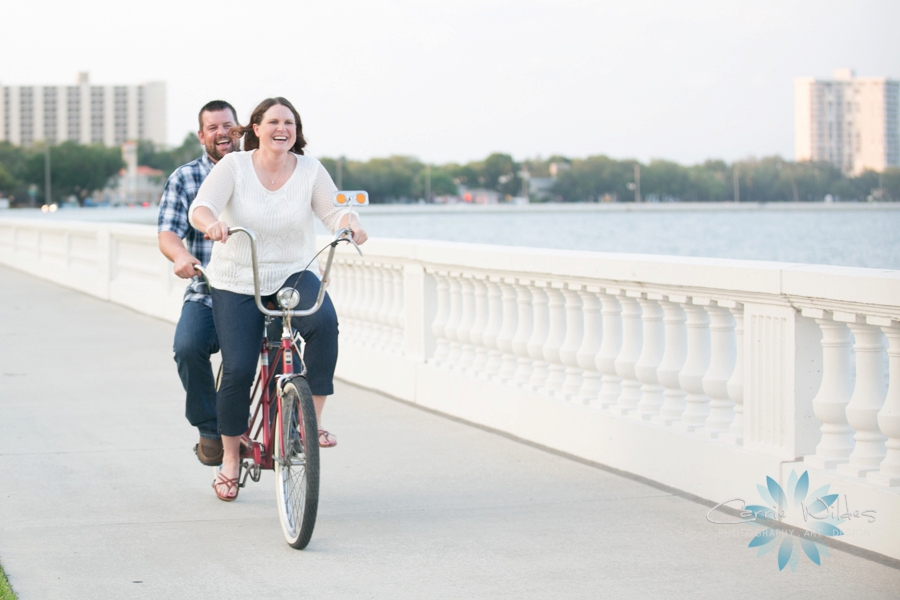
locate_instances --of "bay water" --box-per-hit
[5,203,898,270]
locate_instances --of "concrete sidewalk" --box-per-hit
[1,264,898,599]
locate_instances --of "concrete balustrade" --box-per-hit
[2,216,900,560]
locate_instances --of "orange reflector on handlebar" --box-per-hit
[333,190,369,207]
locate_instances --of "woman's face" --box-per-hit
[253,104,297,152]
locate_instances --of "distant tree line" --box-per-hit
[2,134,898,205]
[0,134,201,206]
[0,141,124,206]
[551,156,900,203]
[136,133,203,178]
[322,153,900,204]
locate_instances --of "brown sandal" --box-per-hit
[213,472,239,502]
[318,429,337,448]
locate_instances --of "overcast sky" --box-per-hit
[3,0,897,165]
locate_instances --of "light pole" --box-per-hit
[733,166,740,203]
[635,164,641,203]
[44,143,51,206]
[518,168,530,202]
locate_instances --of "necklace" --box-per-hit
[257,155,288,185]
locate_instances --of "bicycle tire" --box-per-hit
[274,377,320,549]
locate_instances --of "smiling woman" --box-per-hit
[188,96,368,502]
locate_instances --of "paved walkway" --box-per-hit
[1,264,898,599]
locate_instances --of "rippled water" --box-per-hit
[355,207,900,270]
[5,204,899,270]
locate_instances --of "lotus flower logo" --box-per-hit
[708,470,875,571]
[743,470,845,571]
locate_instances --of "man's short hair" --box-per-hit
[198,100,238,130]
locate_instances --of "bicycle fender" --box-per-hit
[276,372,308,393]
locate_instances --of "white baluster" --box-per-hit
[444,273,464,369]
[480,276,504,381]
[378,265,394,349]
[698,301,737,437]
[802,310,854,469]
[720,302,745,445]
[328,260,344,310]
[633,293,665,420]
[389,266,405,352]
[457,275,478,373]
[360,262,377,346]
[527,281,551,391]
[429,270,451,366]
[837,317,888,477]
[594,289,622,410]
[363,263,381,347]
[575,285,603,406]
[558,283,585,402]
[540,282,568,397]
[611,292,642,416]
[511,278,535,387]
[374,264,392,350]
[493,277,520,384]
[328,260,347,332]
[869,320,900,487]
[469,276,490,377]
[339,261,359,332]
[348,262,364,333]
[651,295,687,426]
[674,300,711,432]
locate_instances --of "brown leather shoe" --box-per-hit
[194,437,223,466]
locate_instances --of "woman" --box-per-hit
[189,97,367,501]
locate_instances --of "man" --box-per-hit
[158,100,239,466]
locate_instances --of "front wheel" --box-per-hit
[274,377,320,549]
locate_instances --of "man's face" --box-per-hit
[198,109,238,163]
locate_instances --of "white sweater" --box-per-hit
[188,150,348,296]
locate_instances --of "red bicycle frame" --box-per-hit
[239,328,298,473]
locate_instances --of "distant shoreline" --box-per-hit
[0,201,898,224]
[361,201,900,215]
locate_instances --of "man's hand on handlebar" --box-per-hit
[173,254,201,279]
[205,220,230,243]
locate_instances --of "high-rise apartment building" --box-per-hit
[0,72,165,148]
[795,68,899,175]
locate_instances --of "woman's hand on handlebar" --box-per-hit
[346,213,368,245]
[350,226,368,246]
[205,220,230,243]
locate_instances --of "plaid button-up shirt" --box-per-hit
[158,153,215,307]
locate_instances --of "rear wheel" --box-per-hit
[274,377,320,549]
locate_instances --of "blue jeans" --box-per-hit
[173,300,220,439]
[211,271,338,437]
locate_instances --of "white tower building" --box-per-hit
[0,72,166,148]
[795,69,899,175]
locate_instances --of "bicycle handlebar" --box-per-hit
[194,226,362,319]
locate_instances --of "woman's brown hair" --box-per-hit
[235,97,307,154]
